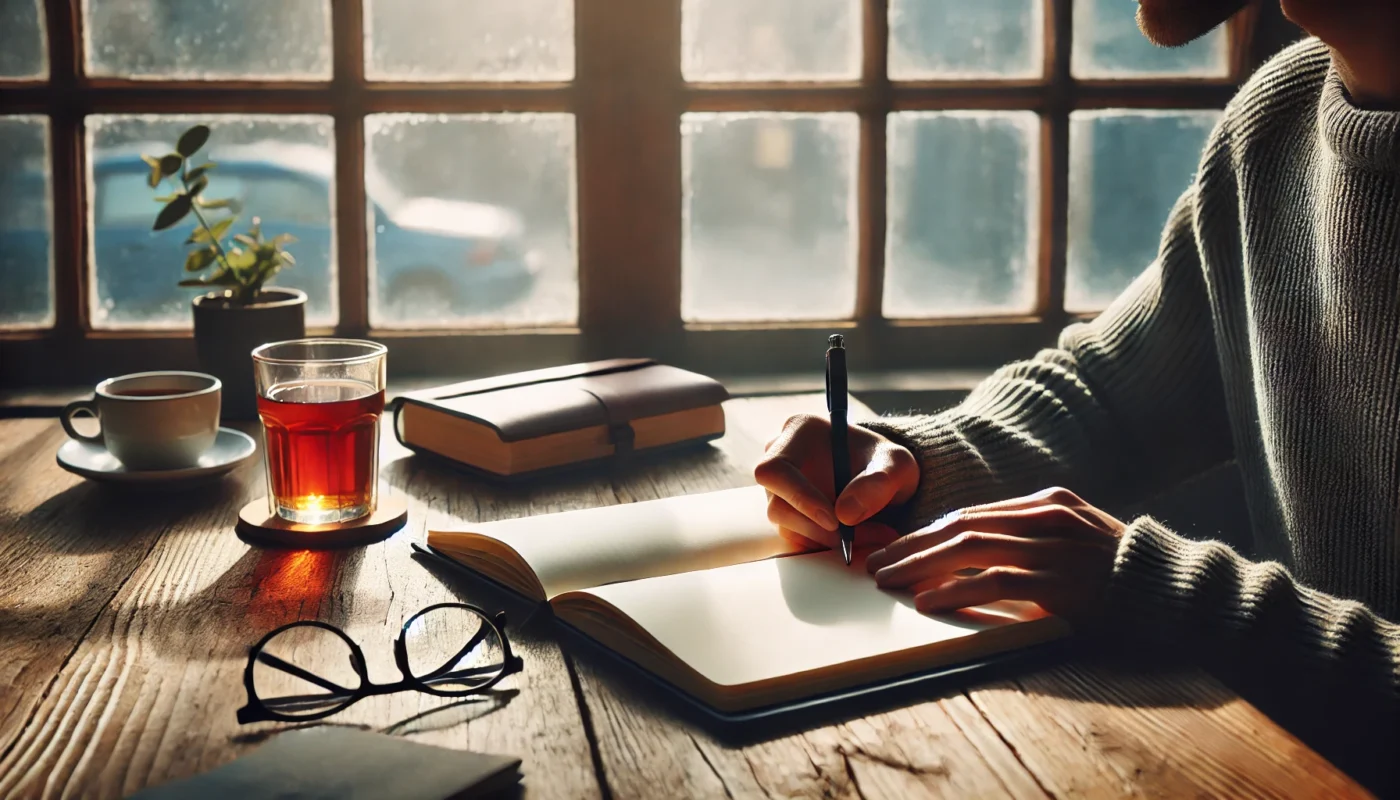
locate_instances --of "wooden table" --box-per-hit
[0,395,1369,798]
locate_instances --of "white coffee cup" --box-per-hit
[60,371,222,471]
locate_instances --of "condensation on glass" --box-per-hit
[0,0,47,79]
[682,0,859,82]
[1071,0,1227,77]
[365,0,573,81]
[884,111,1039,319]
[889,0,1042,80]
[0,116,54,329]
[364,113,577,329]
[83,0,331,80]
[682,113,858,322]
[1067,109,1219,312]
[86,114,337,328]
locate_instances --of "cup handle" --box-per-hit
[60,399,104,444]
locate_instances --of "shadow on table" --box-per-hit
[379,442,736,514]
[229,689,520,747]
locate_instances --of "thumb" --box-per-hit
[835,466,903,526]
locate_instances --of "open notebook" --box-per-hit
[427,486,1069,713]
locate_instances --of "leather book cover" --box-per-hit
[390,360,730,478]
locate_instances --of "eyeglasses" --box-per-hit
[236,602,524,724]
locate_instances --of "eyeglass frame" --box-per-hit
[236,602,524,724]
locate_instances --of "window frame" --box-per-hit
[0,0,1260,386]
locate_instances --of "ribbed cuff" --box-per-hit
[859,413,999,532]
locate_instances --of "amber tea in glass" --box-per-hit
[252,339,388,525]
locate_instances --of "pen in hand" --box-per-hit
[826,334,855,565]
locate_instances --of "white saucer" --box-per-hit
[56,427,257,485]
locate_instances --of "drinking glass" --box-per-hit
[252,339,388,525]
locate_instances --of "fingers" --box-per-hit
[834,444,919,526]
[914,568,1059,614]
[767,494,837,547]
[866,503,1099,573]
[872,533,1076,589]
[754,415,839,532]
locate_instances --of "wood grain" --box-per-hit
[0,395,1370,799]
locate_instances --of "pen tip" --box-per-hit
[840,539,852,565]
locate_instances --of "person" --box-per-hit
[755,0,1400,793]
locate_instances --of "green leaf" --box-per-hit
[153,194,193,231]
[271,233,297,248]
[175,125,210,158]
[147,161,163,189]
[187,216,234,245]
[185,164,212,183]
[188,176,209,196]
[183,246,218,273]
[279,251,296,266]
[194,197,234,210]
[233,233,257,247]
[141,154,160,168]
[226,248,257,270]
[159,153,183,178]
[153,192,180,203]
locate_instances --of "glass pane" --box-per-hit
[682,0,858,82]
[84,0,331,80]
[0,116,53,329]
[0,0,46,79]
[365,0,573,81]
[87,114,336,328]
[1072,0,1227,77]
[889,0,1041,80]
[366,113,576,328]
[682,113,858,322]
[1067,109,1218,312]
[884,112,1038,318]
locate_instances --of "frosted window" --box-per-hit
[366,114,577,328]
[0,0,46,79]
[1072,0,1227,77]
[1067,110,1218,312]
[0,116,53,329]
[87,114,336,328]
[84,0,331,80]
[884,111,1039,318]
[682,113,858,322]
[366,0,573,81]
[683,0,859,82]
[889,0,1041,80]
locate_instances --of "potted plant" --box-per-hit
[145,124,305,420]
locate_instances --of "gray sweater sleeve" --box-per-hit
[1107,517,1400,793]
[863,186,1233,530]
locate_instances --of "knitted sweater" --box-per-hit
[865,38,1400,791]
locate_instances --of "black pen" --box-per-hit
[826,334,855,565]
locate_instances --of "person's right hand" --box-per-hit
[754,414,920,550]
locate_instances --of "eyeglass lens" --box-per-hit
[403,605,507,695]
[252,624,362,719]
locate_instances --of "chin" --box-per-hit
[1136,0,1249,47]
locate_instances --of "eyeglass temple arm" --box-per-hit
[256,650,355,695]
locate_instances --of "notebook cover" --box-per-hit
[127,727,521,800]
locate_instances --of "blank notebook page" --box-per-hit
[574,549,1055,688]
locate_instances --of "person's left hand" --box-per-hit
[864,487,1127,621]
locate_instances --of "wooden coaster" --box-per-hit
[236,491,408,549]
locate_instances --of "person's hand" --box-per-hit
[754,414,919,550]
[865,487,1126,621]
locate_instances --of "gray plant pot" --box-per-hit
[192,288,307,420]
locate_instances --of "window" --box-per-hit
[0,1,1260,384]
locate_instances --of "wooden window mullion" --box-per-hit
[46,0,86,338]
[854,0,890,326]
[1035,0,1071,324]
[331,0,369,335]
[575,0,683,358]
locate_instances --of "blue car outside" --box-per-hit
[1,143,537,326]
